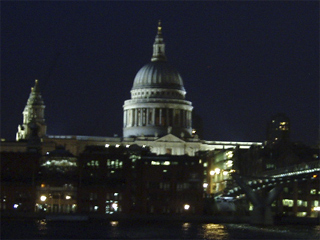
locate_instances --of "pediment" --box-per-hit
[155,134,185,143]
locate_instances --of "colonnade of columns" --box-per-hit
[124,108,191,128]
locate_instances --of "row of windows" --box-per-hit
[147,182,197,191]
[86,160,123,169]
[88,192,121,201]
[86,159,200,168]
[132,90,182,98]
[282,199,319,207]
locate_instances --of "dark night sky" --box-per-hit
[1,1,319,145]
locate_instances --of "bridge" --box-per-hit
[215,160,320,225]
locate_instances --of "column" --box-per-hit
[123,110,127,127]
[146,108,150,125]
[129,109,132,127]
[152,108,155,125]
[140,108,143,126]
[187,111,191,128]
[134,109,138,127]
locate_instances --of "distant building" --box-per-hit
[16,80,46,141]
[266,113,290,146]
[36,146,78,213]
[1,151,40,212]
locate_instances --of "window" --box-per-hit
[89,193,98,201]
[177,183,189,191]
[282,199,293,207]
[160,182,170,190]
[297,200,307,207]
[311,189,317,195]
[87,160,99,167]
[106,159,123,169]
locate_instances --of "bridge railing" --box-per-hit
[260,160,320,178]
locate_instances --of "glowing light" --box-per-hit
[110,221,119,226]
[226,151,233,159]
[126,145,130,148]
[13,204,19,209]
[112,203,118,211]
[203,183,208,188]
[105,144,109,148]
[65,195,71,200]
[115,144,120,148]
[313,207,320,211]
[210,170,215,176]
[41,184,45,188]
[215,168,221,174]
[223,171,228,176]
[40,195,47,202]
[226,160,233,168]
[184,204,190,210]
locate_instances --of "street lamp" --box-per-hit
[40,195,47,202]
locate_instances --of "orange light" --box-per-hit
[41,184,45,188]
[312,175,317,178]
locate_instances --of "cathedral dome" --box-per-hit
[132,61,185,91]
[123,21,193,139]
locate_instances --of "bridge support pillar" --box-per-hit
[251,205,273,225]
[232,174,283,226]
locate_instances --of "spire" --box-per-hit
[16,79,46,141]
[33,79,40,93]
[151,20,167,62]
[27,79,44,106]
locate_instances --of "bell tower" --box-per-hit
[16,80,47,141]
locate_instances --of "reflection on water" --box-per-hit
[1,219,320,239]
[109,220,120,238]
[36,219,48,235]
[202,223,229,240]
[110,221,119,227]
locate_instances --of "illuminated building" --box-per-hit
[134,154,204,214]
[36,146,78,213]
[77,145,135,214]
[16,80,47,141]
[1,21,274,216]
[8,22,262,158]
[123,21,193,138]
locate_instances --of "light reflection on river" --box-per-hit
[1,219,320,239]
[202,223,230,239]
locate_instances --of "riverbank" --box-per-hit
[1,211,319,225]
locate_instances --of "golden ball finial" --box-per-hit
[158,20,162,32]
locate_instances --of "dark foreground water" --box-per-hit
[1,219,320,239]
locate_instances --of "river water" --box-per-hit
[1,219,320,239]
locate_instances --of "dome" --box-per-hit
[132,61,185,91]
